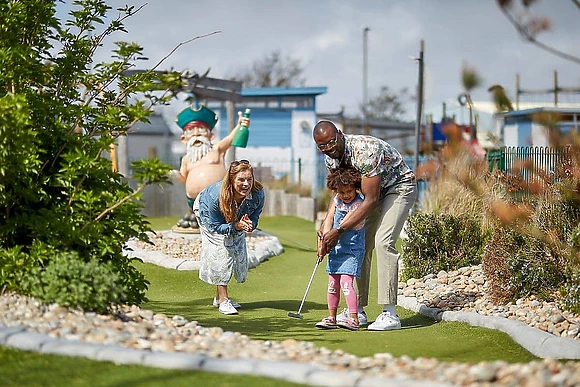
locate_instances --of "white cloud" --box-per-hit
[56,0,580,122]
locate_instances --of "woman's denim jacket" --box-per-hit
[197,180,265,236]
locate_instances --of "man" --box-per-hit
[313,120,417,331]
[173,104,249,229]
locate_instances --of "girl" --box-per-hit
[316,167,365,330]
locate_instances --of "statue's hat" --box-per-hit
[175,104,218,130]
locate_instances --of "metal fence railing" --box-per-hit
[486,146,572,198]
[487,146,570,177]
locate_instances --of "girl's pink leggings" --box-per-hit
[327,274,358,313]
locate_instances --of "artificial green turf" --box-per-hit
[0,346,304,387]
[0,215,538,385]
[140,215,538,364]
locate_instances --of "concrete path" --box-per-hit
[0,325,450,387]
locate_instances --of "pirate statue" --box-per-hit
[172,104,249,231]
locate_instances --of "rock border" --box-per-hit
[0,325,451,387]
[398,295,580,359]
[123,229,284,271]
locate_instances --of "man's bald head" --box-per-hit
[313,120,339,138]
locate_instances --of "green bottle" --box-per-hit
[232,108,251,148]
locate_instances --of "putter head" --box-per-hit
[287,312,304,319]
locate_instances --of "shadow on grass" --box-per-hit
[144,297,438,346]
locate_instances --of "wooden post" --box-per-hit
[414,40,424,178]
[224,100,236,166]
[110,143,117,172]
[117,135,129,176]
[554,70,559,107]
[516,73,520,111]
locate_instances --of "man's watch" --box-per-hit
[336,226,346,235]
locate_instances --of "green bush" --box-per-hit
[483,227,566,303]
[481,229,519,304]
[561,268,580,314]
[24,251,125,314]
[0,246,40,293]
[0,1,178,310]
[401,213,488,281]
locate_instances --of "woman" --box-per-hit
[193,160,265,315]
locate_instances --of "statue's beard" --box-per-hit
[186,136,212,163]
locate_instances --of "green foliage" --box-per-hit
[461,61,482,91]
[23,251,126,314]
[483,227,566,303]
[0,1,178,310]
[561,268,580,314]
[0,245,40,293]
[401,213,488,281]
[482,193,579,305]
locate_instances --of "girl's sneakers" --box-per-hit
[315,316,338,329]
[337,317,359,331]
[337,308,367,326]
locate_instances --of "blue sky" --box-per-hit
[55,0,580,128]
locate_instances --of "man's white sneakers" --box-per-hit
[368,311,401,331]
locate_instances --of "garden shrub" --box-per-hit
[483,227,566,303]
[561,268,580,314]
[0,1,179,310]
[560,224,580,313]
[23,251,125,314]
[401,212,488,281]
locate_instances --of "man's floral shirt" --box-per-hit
[324,134,414,198]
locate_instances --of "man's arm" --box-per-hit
[318,196,335,236]
[317,197,336,258]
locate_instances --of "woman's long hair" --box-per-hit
[219,160,263,222]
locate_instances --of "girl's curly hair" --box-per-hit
[326,167,361,191]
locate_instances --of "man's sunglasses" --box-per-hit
[317,133,339,151]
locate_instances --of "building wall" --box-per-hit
[290,110,318,192]
[504,123,519,147]
[127,134,181,166]
[504,121,551,147]
[531,122,549,147]
[517,121,532,146]
[204,106,320,191]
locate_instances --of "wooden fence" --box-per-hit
[136,180,317,222]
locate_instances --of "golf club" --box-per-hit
[288,257,322,319]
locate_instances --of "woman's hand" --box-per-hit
[235,214,253,232]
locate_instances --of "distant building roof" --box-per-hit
[130,113,174,136]
[503,107,580,117]
[241,86,327,97]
